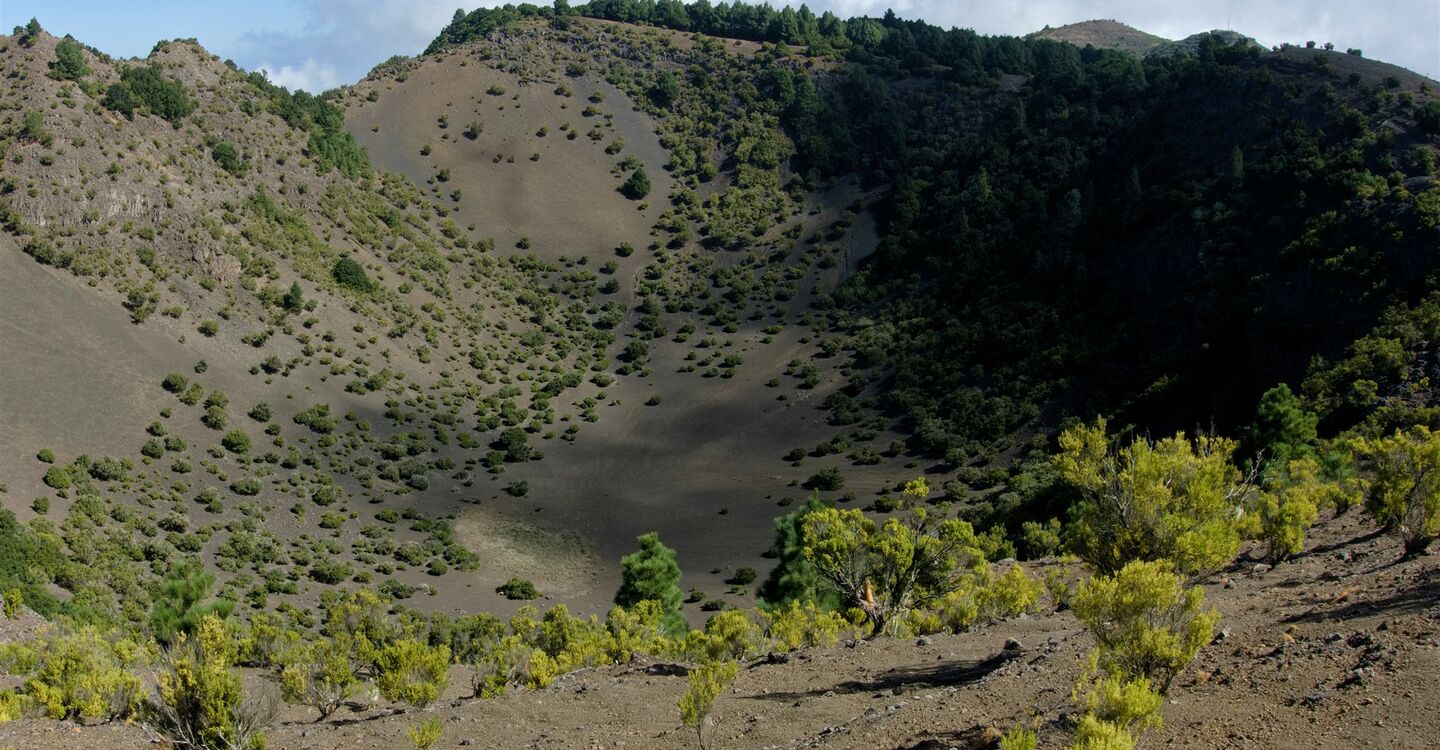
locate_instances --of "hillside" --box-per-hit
[0,16,916,630]
[4,11,1435,631]
[0,5,1439,750]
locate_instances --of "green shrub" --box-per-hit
[497,577,539,600]
[678,660,738,750]
[374,640,449,707]
[212,142,243,175]
[311,483,342,507]
[309,559,351,585]
[202,406,228,430]
[1074,656,1164,734]
[22,622,142,721]
[292,403,336,434]
[142,439,166,459]
[1020,518,1063,559]
[35,448,55,464]
[495,428,533,462]
[678,610,765,663]
[87,456,129,482]
[1057,419,1250,578]
[0,688,23,722]
[763,600,851,651]
[1068,716,1135,750]
[466,634,557,697]
[801,481,984,636]
[925,562,1040,634]
[802,467,844,491]
[221,431,251,455]
[1072,560,1218,693]
[1354,426,1440,557]
[0,510,66,616]
[331,257,375,293]
[42,465,72,490]
[1247,457,1326,563]
[229,478,261,496]
[1065,653,1165,750]
[18,110,52,146]
[999,728,1037,750]
[279,636,359,719]
[408,717,443,749]
[148,616,272,750]
[728,567,756,586]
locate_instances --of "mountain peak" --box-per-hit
[1029,19,1169,57]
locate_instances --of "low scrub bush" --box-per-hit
[374,640,449,707]
[279,636,360,719]
[21,622,142,721]
[147,616,274,750]
[1072,560,1218,693]
[1057,419,1252,578]
[1354,426,1440,557]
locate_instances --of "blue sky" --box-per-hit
[4,1,1436,92]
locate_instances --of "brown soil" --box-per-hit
[345,48,675,267]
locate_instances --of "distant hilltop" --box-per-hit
[1149,29,1258,58]
[1029,19,1169,56]
[1030,19,1258,59]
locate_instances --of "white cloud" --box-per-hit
[235,0,457,92]
[257,58,341,93]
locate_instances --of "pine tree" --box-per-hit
[1247,384,1318,470]
[49,36,89,80]
[615,532,686,635]
[151,561,235,645]
[757,495,838,610]
[282,282,304,312]
[620,168,651,200]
